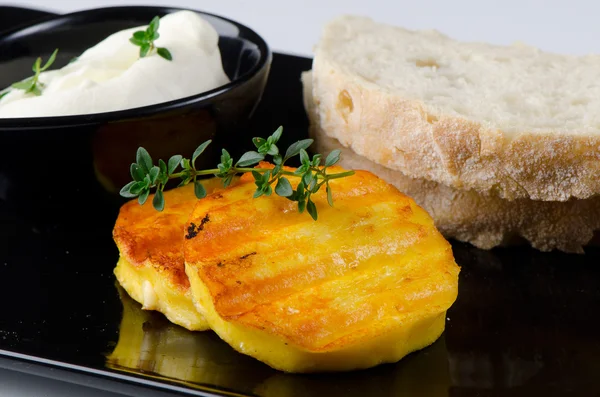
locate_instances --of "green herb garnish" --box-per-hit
[9,48,59,96]
[120,126,354,220]
[129,16,172,61]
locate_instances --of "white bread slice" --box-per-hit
[312,15,600,202]
[303,71,600,253]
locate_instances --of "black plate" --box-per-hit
[1,7,599,397]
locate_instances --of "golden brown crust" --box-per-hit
[311,56,600,202]
[184,165,459,352]
[303,71,600,253]
[113,179,227,291]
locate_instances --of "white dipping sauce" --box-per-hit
[0,11,230,118]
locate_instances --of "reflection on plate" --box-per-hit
[107,285,452,396]
[106,285,273,394]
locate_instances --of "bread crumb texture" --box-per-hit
[313,15,600,201]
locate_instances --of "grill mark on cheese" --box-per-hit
[234,244,456,349]
[210,226,426,319]
[184,168,458,351]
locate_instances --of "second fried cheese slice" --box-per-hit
[184,167,460,372]
[113,178,229,331]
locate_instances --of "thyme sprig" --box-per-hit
[129,16,172,61]
[1,48,59,99]
[120,126,354,220]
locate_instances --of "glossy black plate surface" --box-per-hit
[1,7,599,397]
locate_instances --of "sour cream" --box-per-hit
[0,11,229,118]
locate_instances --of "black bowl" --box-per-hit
[0,6,271,219]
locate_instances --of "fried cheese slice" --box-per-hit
[184,166,459,372]
[113,178,233,331]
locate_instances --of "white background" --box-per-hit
[3,0,600,57]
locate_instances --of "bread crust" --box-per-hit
[312,53,600,202]
[303,72,600,252]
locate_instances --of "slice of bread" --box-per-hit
[312,16,600,201]
[304,72,600,253]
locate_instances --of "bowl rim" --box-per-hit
[0,5,271,129]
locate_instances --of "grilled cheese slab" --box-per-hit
[184,165,459,372]
[113,178,234,331]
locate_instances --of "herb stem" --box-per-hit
[121,127,352,220]
[320,170,355,180]
[168,167,354,182]
[169,167,273,179]
[5,48,58,97]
